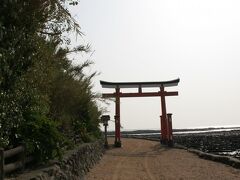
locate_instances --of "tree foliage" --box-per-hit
[0,0,102,162]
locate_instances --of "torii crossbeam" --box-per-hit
[100,78,180,147]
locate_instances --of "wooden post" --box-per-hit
[167,113,173,146]
[0,148,4,180]
[160,115,164,143]
[115,87,121,147]
[20,144,26,172]
[166,114,169,143]
[114,114,117,144]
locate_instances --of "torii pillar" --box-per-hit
[160,85,168,144]
[114,87,121,147]
[160,85,175,145]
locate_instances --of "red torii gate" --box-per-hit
[100,78,180,147]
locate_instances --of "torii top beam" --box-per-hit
[100,78,180,89]
[100,78,180,98]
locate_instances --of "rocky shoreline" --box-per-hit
[173,130,240,159]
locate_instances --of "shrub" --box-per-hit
[19,113,65,162]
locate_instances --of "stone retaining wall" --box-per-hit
[8,139,104,180]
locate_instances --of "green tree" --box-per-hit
[0,0,102,162]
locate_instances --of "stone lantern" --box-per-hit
[101,115,110,148]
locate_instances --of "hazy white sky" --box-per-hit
[69,0,240,130]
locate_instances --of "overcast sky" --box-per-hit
[68,0,240,130]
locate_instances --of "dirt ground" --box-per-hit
[85,138,240,180]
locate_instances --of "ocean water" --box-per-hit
[120,127,240,136]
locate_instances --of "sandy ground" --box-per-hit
[85,138,240,180]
